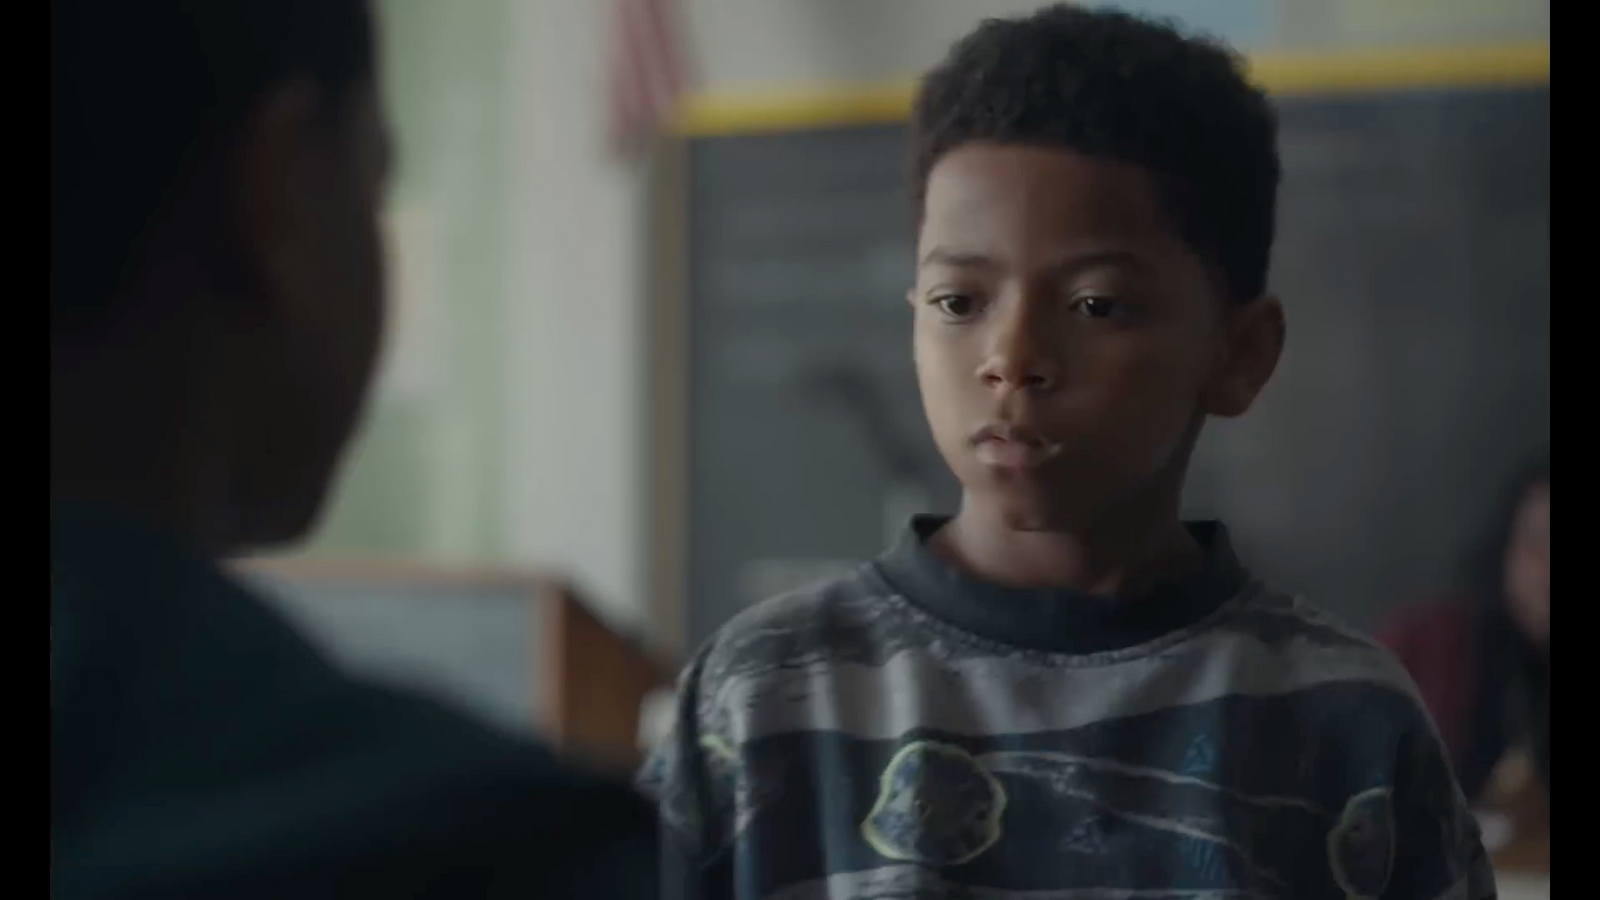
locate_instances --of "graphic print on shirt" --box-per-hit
[1327,786,1396,899]
[860,740,1007,865]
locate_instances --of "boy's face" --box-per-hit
[912,143,1281,533]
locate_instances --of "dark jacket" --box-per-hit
[51,505,657,899]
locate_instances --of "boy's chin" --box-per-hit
[983,489,1091,534]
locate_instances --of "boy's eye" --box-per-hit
[1073,295,1124,320]
[933,294,979,320]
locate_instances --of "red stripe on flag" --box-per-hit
[607,0,686,158]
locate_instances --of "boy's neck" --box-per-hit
[933,499,1203,598]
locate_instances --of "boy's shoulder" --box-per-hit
[1215,585,1428,696]
[689,562,1424,712]
[688,562,907,693]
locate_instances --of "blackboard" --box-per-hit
[682,85,1549,648]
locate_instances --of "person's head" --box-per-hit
[908,5,1285,535]
[1484,457,1550,649]
[52,0,390,551]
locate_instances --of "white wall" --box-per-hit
[685,0,1548,90]
[501,0,649,633]
[686,0,1051,87]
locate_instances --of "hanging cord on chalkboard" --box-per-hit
[802,364,927,482]
[803,364,939,545]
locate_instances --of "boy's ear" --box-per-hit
[1204,295,1285,418]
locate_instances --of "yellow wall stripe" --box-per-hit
[675,42,1548,138]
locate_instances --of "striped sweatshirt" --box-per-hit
[641,516,1495,900]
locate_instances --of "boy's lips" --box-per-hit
[969,423,1062,469]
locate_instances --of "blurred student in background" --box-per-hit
[51,1,654,896]
[1379,457,1549,809]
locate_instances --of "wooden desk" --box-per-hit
[1492,827,1549,900]
[236,557,672,773]
[1481,747,1550,899]
[1496,871,1550,900]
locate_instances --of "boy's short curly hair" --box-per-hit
[911,4,1280,302]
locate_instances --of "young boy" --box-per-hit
[52,1,653,896]
[641,7,1493,899]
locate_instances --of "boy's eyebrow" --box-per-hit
[919,247,1153,274]
[919,248,999,269]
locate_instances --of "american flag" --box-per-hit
[606,0,688,159]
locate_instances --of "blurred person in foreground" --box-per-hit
[639,6,1492,899]
[50,1,654,896]
[1379,458,1549,837]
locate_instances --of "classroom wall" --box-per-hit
[304,0,655,640]
[310,0,513,561]
[304,0,1548,644]
[686,0,1549,89]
